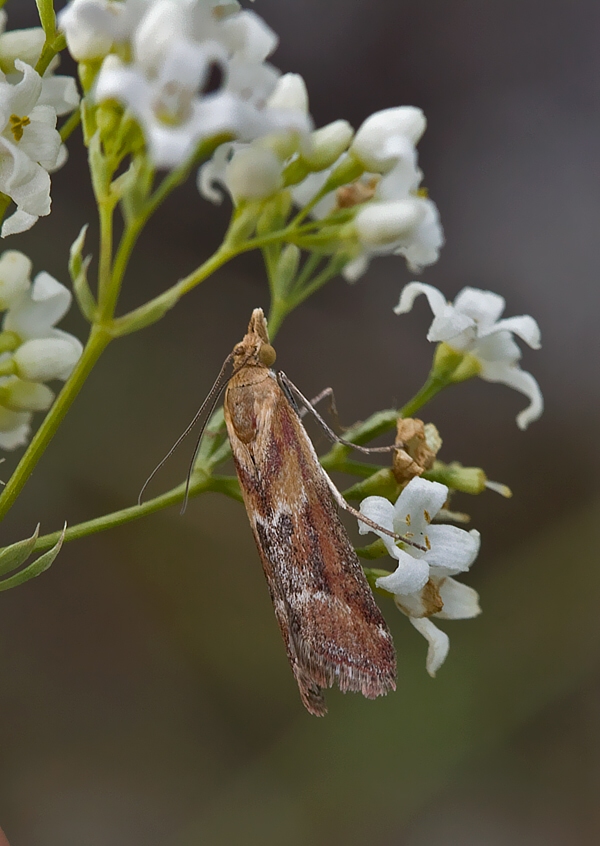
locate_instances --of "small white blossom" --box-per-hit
[395,283,543,429]
[359,477,480,676]
[0,251,82,450]
[0,60,78,237]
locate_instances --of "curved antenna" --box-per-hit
[138,353,234,506]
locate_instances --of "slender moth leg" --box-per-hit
[277,372,395,456]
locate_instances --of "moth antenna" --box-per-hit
[138,353,234,506]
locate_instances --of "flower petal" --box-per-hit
[376,549,430,596]
[434,577,481,620]
[453,287,505,329]
[393,476,448,541]
[424,526,480,575]
[394,281,448,320]
[0,418,31,450]
[358,495,395,535]
[480,314,541,350]
[1,209,38,238]
[478,363,544,430]
[409,616,449,677]
[474,330,522,366]
[4,271,71,338]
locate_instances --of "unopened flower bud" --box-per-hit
[304,120,354,171]
[0,27,45,73]
[352,106,426,173]
[354,200,424,247]
[266,73,309,113]
[224,145,283,202]
[59,0,116,62]
[0,377,54,412]
[13,337,82,382]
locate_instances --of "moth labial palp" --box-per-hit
[223,307,397,716]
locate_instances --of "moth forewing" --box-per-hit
[224,308,396,716]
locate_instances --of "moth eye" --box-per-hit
[259,343,276,367]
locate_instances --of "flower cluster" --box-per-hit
[0,11,79,236]
[59,0,311,168]
[59,0,442,283]
[0,250,82,449]
[359,477,481,676]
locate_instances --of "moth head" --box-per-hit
[232,308,277,368]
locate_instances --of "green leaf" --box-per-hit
[0,524,66,592]
[69,224,97,321]
[0,524,40,577]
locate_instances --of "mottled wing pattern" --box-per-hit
[225,370,396,716]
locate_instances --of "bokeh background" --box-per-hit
[1,0,599,843]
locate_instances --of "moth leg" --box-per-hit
[278,372,394,456]
[322,466,426,552]
[298,386,344,434]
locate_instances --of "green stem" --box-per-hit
[399,374,447,418]
[110,244,236,335]
[13,474,240,556]
[35,0,56,38]
[97,200,115,316]
[0,327,112,523]
[35,33,66,77]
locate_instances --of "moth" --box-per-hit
[223,309,396,716]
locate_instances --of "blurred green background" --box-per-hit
[1,1,599,843]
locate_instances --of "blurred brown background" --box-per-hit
[1,0,599,843]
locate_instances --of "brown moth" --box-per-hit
[224,308,396,716]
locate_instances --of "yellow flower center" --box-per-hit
[9,114,30,143]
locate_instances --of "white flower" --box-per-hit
[395,283,543,430]
[0,251,82,450]
[0,60,78,237]
[4,270,83,380]
[359,477,481,676]
[88,2,310,168]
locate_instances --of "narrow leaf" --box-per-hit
[0,524,40,577]
[69,224,97,321]
[0,523,66,592]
